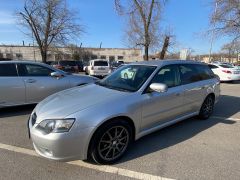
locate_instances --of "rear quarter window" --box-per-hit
[194,64,215,80]
[179,64,214,85]
[0,64,18,76]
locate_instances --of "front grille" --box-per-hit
[31,113,37,126]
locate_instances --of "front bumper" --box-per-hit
[28,117,94,161]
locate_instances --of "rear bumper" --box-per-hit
[220,74,240,81]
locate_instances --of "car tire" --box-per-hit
[88,119,133,164]
[198,95,215,120]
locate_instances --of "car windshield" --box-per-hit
[95,65,157,92]
[219,64,234,68]
[94,61,108,66]
[59,61,76,66]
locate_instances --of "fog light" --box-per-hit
[39,147,53,157]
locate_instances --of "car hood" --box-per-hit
[35,84,127,122]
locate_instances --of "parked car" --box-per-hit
[0,61,98,108]
[75,61,84,72]
[208,63,240,81]
[110,61,125,73]
[85,59,110,77]
[28,60,220,164]
[45,61,54,65]
[52,60,79,73]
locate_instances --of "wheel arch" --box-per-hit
[86,116,136,159]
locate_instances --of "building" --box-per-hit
[0,45,143,62]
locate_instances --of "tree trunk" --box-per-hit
[40,49,47,63]
[160,36,170,60]
[144,45,149,61]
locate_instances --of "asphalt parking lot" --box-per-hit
[0,82,239,180]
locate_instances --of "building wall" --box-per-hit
[202,56,239,63]
[0,45,143,62]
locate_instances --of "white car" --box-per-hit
[85,59,110,77]
[208,63,240,81]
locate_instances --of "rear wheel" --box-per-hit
[88,120,132,164]
[198,95,215,120]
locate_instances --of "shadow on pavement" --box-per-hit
[118,95,239,164]
[221,80,240,84]
[214,95,240,118]
[0,104,36,118]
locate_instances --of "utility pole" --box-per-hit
[32,31,36,61]
[208,2,218,63]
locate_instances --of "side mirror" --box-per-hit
[50,72,64,78]
[149,83,168,93]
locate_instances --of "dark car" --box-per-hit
[110,61,124,72]
[75,61,84,72]
[52,60,79,73]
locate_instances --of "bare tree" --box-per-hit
[115,0,165,60]
[18,0,83,63]
[210,0,240,41]
[221,40,240,62]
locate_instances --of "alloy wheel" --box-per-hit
[97,126,129,161]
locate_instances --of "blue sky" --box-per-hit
[0,0,229,54]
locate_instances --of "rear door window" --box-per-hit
[0,64,18,76]
[179,64,214,85]
[179,64,201,84]
[18,64,53,76]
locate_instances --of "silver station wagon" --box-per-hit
[28,60,220,164]
[0,61,98,107]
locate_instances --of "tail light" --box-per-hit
[222,70,232,74]
[56,65,63,69]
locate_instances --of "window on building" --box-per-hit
[100,55,106,59]
[47,54,53,60]
[91,55,97,59]
[55,54,62,61]
[117,56,124,60]
[16,53,23,59]
[6,53,13,60]
[109,56,115,62]
[64,54,71,60]
[0,53,3,59]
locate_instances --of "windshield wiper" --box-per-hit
[95,82,132,92]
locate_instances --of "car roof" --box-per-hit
[90,59,108,62]
[130,60,204,67]
[0,60,47,65]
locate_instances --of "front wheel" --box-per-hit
[88,120,132,164]
[198,95,215,120]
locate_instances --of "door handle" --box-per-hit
[26,79,36,83]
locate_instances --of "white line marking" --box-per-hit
[212,116,240,121]
[0,143,174,180]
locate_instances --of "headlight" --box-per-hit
[36,119,75,134]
